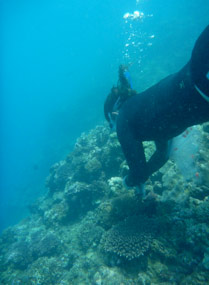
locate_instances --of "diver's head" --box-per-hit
[104,65,137,128]
[118,65,132,89]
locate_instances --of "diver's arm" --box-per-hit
[117,125,149,186]
[146,140,171,177]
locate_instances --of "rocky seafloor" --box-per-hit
[1,123,209,285]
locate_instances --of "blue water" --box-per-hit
[1,0,208,232]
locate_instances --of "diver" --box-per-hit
[104,25,209,195]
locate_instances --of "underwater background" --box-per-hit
[1,0,209,284]
[1,0,209,232]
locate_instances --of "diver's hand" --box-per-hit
[123,175,134,189]
[135,183,145,198]
[123,175,145,197]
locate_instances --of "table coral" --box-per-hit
[101,215,156,260]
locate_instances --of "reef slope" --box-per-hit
[0,123,209,284]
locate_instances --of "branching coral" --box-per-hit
[101,215,156,260]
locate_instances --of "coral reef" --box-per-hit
[0,122,209,284]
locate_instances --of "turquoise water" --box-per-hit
[1,0,208,232]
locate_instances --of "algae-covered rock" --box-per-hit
[96,192,144,229]
[202,247,209,270]
[46,160,72,192]
[30,231,62,258]
[78,221,105,251]
[93,266,130,285]
[150,238,177,262]
[43,200,70,226]
[5,240,33,270]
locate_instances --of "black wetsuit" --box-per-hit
[116,25,209,187]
